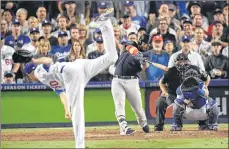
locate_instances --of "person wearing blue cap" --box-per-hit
[164,40,175,56]
[41,19,58,46]
[86,28,102,56]
[168,35,205,71]
[49,31,71,62]
[3,71,15,84]
[124,0,147,28]
[4,19,31,83]
[24,15,117,148]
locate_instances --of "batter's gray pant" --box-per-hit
[111,78,147,129]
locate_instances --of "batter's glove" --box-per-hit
[12,49,33,63]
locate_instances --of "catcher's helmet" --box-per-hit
[181,76,199,92]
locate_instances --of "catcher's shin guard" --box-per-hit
[172,103,184,128]
[206,98,220,130]
[170,123,182,131]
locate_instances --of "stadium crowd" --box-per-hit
[1,0,228,84]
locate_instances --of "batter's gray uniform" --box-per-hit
[34,19,117,148]
[110,48,148,135]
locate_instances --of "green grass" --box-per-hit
[1,90,145,124]
[2,138,228,148]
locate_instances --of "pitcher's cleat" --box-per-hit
[95,8,114,22]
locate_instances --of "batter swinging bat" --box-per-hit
[126,45,169,72]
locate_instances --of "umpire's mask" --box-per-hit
[175,53,190,73]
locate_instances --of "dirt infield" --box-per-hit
[2,126,228,141]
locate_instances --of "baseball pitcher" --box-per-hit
[23,13,117,148]
[171,75,220,131]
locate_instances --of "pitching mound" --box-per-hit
[2,126,228,141]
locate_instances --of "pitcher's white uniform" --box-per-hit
[33,19,117,148]
[1,45,15,81]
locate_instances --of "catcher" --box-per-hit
[171,71,220,131]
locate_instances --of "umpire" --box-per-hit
[154,53,210,131]
[110,41,149,135]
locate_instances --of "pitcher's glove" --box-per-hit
[12,49,33,63]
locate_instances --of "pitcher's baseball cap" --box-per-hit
[94,28,101,34]
[24,63,37,74]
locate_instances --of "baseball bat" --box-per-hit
[145,60,169,72]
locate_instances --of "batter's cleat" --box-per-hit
[154,125,164,131]
[170,124,182,131]
[95,8,114,22]
[125,127,136,135]
[142,124,150,133]
[207,124,218,131]
[198,125,209,130]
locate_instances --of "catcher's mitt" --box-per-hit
[12,49,33,63]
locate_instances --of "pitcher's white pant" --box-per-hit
[111,78,147,130]
[61,19,117,148]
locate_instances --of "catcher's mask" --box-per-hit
[175,53,190,73]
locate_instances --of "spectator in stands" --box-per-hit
[207,8,228,37]
[86,28,102,56]
[150,18,176,44]
[4,19,31,83]
[187,2,209,31]
[66,40,86,62]
[35,39,51,58]
[22,28,40,56]
[113,25,123,55]
[52,15,70,40]
[28,16,39,29]
[128,32,138,44]
[16,8,29,35]
[192,14,208,34]
[69,25,80,44]
[223,3,228,27]
[41,19,58,46]
[1,20,11,39]
[120,14,140,37]
[168,4,181,32]
[2,9,14,32]
[1,1,18,14]
[137,27,146,40]
[36,6,57,32]
[192,27,211,61]
[61,1,86,27]
[206,21,228,48]
[168,36,205,71]
[204,39,228,79]
[222,46,228,57]
[124,1,147,28]
[96,1,117,25]
[77,24,91,50]
[178,18,194,42]
[88,36,111,81]
[138,34,150,52]
[142,35,169,81]
[179,14,191,29]
[3,71,15,84]
[50,31,71,62]
[164,40,175,57]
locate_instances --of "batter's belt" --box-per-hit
[114,75,138,79]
